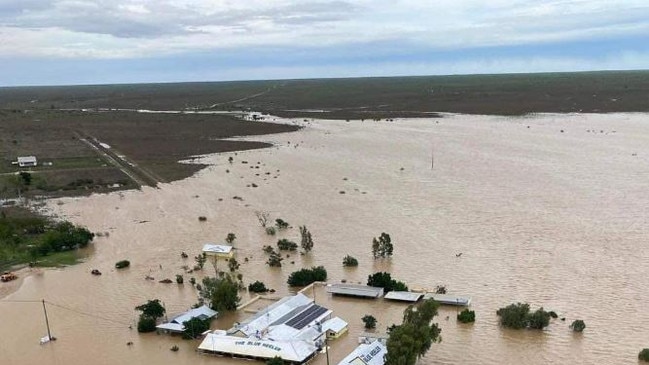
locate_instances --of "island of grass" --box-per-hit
[0,206,94,270]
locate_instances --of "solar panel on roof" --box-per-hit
[286,305,328,330]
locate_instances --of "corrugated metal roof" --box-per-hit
[337,340,387,365]
[322,317,348,333]
[202,244,233,254]
[422,293,471,306]
[231,293,315,337]
[327,284,384,298]
[383,291,423,302]
[156,305,218,332]
[198,334,317,362]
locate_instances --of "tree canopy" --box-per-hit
[299,225,314,252]
[385,299,441,365]
[199,275,240,312]
[135,299,166,319]
[367,272,408,293]
[287,266,327,286]
[496,303,551,330]
[372,232,393,259]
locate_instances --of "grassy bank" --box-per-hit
[0,207,93,271]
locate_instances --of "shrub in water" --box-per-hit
[115,260,130,269]
[570,319,586,332]
[457,309,475,323]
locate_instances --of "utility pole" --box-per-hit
[42,299,52,341]
[325,336,330,365]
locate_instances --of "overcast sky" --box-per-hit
[1,0,648,86]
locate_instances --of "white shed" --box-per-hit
[17,156,37,167]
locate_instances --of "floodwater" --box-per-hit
[2,113,649,365]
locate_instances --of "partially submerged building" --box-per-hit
[326,284,384,299]
[156,305,218,333]
[422,293,471,306]
[383,291,423,302]
[198,293,334,364]
[337,340,387,365]
[202,244,234,259]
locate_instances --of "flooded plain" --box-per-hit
[2,113,649,364]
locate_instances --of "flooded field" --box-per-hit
[1,113,649,364]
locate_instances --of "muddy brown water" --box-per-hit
[2,113,649,365]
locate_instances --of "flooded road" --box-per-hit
[2,113,649,364]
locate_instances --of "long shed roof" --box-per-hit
[384,291,423,302]
[326,284,384,298]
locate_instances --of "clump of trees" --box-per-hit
[287,266,327,286]
[248,280,268,293]
[457,309,475,323]
[275,219,289,230]
[385,299,441,365]
[299,226,314,252]
[570,319,586,332]
[176,274,184,284]
[362,315,377,329]
[367,272,408,293]
[266,227,276,235]
[198,275,240,312]
[266,250,283,267]
[228,257,240,272]
[135,299,165,333]
[277,239,298,251]
[29,221,94,257]
[194,253,206,270]
[182,317,211,339]
[496,303,551,330]
[640,349,649,362]
[115,260,130,269]
[342,255,358,267]
[372,232,393,259]
[225,233,236,244]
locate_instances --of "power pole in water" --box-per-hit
[42,299,53,341]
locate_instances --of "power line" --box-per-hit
[0,298,132,326]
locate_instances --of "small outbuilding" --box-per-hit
[202,244,234,259]
[422,293,471,306]
[321,317,348,339]
[156,305,218,333]
[17,156,37,167]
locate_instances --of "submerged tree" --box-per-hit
[385,299,441,365]
[199,275,240,312]
[135,299,166,320]
[372,232,394,259]
[362,315,377,329]
[255,211,270,227]
[299,225,314,252]
[225,233,236,244]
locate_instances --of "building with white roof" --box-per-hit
[157,305,218,333]
[337,340,387,365]
[202,244,234,259]
[198,293,333,364]
[322,317,348,339]
[17,156,37,167]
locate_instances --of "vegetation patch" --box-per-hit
[496,303,551,330]
[342,255,358,267]
[457,309,476,323]
[287,266,327,287]
[115,260,130,269]
[367,272,408,293]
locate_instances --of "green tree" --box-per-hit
[266,251,283,267]
[228,257,240,272]
[176,274,184,284]
[640,349,649,362]
[182,317,211,339]
[362,314,377,329]
[385,299,441,365]
[367,272,408,293]
[457,309,475,323]
[570,319,586,332]
[135,299,166,320]
[342,255,359,267]
[248,280,268,293]
[299,225,314,252]
[267,356,284,365]
[372,232,393,259]
[287,266,327,286]
[496,303,551,330]
[527,308,551,329]
[195,252,206,269]
[225,233,236,244]
[199,275,240,312]
[275,219,289,229]
[277,239,298,251]
[137,316,157,333]
[19,172,32,186]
